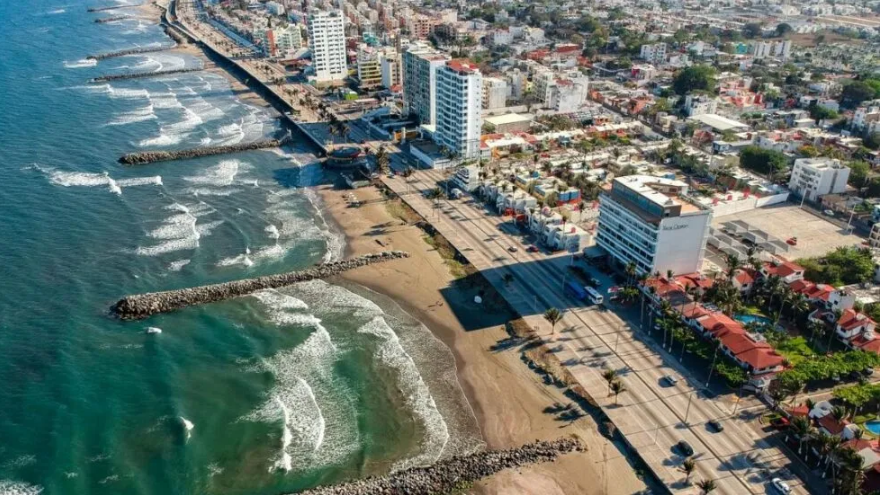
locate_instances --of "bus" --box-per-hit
[585,286,604,305]
[564,281,587,301]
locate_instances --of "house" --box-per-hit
[761,259,805,284]
[732,269,757,293]
[836,308,876,341]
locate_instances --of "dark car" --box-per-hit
[677,440,694,456]
[708,419,724,432]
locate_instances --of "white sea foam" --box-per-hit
[146,327,162,334]
[137,203,219,256]
[265,225,280,239]
[216,247,253,268]
[108,86,150,99]
[107,103,156,126]
[358,316,450,470]
[180,417,194,440]
[63,59,96,69]
[0,480,43,495]
[42,168,161,196]
[250,290,309,311]
[183,159,245,187]
[138,133,184,147]
[48,8,66,14]
[167,259,190,272]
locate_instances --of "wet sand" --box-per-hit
[320,184,647,495]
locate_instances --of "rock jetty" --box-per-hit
[91,67,203,83]
[162,24,188,45]
[112,251,410,320]
[87,3,142,12]
[87,44,176,61]
[118,137,286,165]
[95,15,130,23]
[294,438,584,495]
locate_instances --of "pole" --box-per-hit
[732,385,743,417]
[707,342,720,387]
[615,329,621,352]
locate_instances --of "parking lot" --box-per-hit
[713,204,863,260]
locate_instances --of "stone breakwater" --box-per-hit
[294,438,584,495]
[91,67,203,83]
[87,3,142,12]
[111,251,410,320]
[119,137,287,165]
[87,44,176,61]
[162,24,188,45]
[95,15,130,23]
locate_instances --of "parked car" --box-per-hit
[823,209,835,216]
[708,419,724,432]
[864,367,875,376]
[771,477,791,493]
[770,417,790,429]
[527,245,539,253]
[507,246,518,253]
[677,440,694,456]
[663,375,678,386]
[588,277,602,288]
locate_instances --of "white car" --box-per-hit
[771,478,791,494]
[823,209,835,216]
[663,375,678,386]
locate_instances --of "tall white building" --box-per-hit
[788,158,851,202]
[379,51,401,90]
[597,176,712,275]
[639,43,667,65]
[402,43,449,126]
[307,10,348,85]
[435,60,483,160]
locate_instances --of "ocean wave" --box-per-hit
[243,293,357,473]
[40,167,161,196]
[0,480,43,495]
[183,159,246,187]
[107,103,156,126]
[167,259,190,272]
[137,203,220,256]
[63,59,96,69]
[138,132,185,147]
[47,8,66,14]
[358,316,449,470]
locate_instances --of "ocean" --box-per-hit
[0,2,480,494]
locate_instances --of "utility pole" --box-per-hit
[706,342,721,387]
[684,391,694,425]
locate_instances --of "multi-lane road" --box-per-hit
[383,168,809,495]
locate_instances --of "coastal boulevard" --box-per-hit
[384,169,809,495]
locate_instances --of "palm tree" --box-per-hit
[625,261,637,287]
[790,416,814,455]
[602,368,617,394]
[774,290,794,327]
[682,458,696,484]
[725,253,741,278]
[543,307,564,338]
[808,319,826,345]
[375,146,390,174]
[610,380,626,405]
[696,478,717,494]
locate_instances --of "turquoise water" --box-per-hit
[735,314,772,327]
[0,2,479,494]
[865,421,880,436]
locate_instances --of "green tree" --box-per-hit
[840,80,880,109]
[610,380,627,404]
[809,105,839,123]
[738,146,788,177]
[848,160,871,195]
[775,23,793,37]
[864,132,880,150]
[682,458,696,484]
[673,65,717,95]
[543,307,564,338]
[696,478,717,494]
[742,23,763,39]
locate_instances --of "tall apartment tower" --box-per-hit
[402,43,449,126]
[435,60,483,160]
[307,10,348,84]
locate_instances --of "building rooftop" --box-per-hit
[446,59,479,74]
[613,175,704,214]
[689,113,749,132]
[484,113,532,126]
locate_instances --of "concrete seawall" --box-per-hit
[118,137,287,165]
[111,251,410,320]
[87,44,176,61]
[87,3,142,12]
[91,67,203,83]
[294,438,584,495]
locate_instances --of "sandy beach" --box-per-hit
[320,184,647,495]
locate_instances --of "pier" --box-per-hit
[90,67,204,83]
[87,3,142,12]
[111,252,410,320]
[118,135,289,165]
[87,44,176,61]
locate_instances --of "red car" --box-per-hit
[527,245,539,253]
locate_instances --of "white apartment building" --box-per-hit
[356,45,382,88]
[853,101,880,133]
[596,176,712,275]
[266,1,286,15]
[548,77,588,112]
[788,158,851,202]
[752,41,773,59]
[435,60,483,160]
[402,43,449,126]
[307,10,348,84]
[639,43,667,65]
[683,94,718,116]
[257,24,302,58]
[482,77,509,110]
[773,39,792,59]
[379,51,401,90]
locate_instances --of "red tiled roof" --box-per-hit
[764,260,804,278]
[851,334,880,354]
[734,269,755,286]
[555,44,581,53]
[680,303,712,320]
[736,347,785,370]
[839,308,874,331]
[698,313,744,337]
[446,59,479,73]
[721,333,770,355]
[675,273,715,291]
[787,404,810,417]
[817,414,847,435]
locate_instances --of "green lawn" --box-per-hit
[773,336,820,366]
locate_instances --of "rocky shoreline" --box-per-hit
[91,67,203,83]
[111,251,410,320]
[294,438,585,495]
[95,15,130,23]
[87,44,176,61]
[118,137,287,165]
